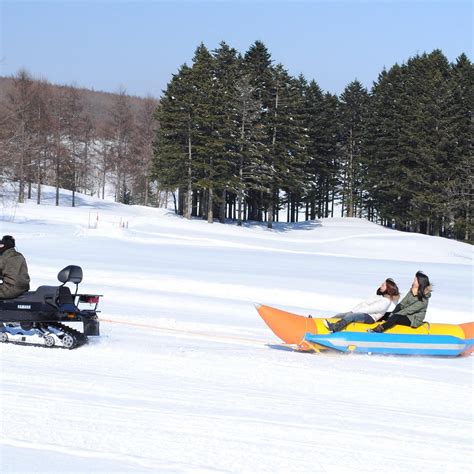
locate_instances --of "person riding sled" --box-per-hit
[368,271,432,333]
[0,235,30,299]
[324,278,400,333]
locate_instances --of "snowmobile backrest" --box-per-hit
[57,265,83,284]
[57,286,74,305]
[56,285,77,312]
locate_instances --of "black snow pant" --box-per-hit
[380,313,412,331]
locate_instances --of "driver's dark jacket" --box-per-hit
[0,248,30,298]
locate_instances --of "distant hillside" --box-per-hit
[0,76,158,130]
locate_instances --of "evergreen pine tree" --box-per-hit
[189,44,219,222]
[212,42,242,223]
[446,54,473,240]
[318,92,341,218]
[403,51,452,234]
[339,80,370,217]
[243,41,275,222]
[277,73,311,223]
[302,79,326,219]
[365,64,411,228]
[153,64,196,217]
[234,69,265,225]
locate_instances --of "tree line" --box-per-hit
[0,71,160,207]
[153,41,472,241]
[0,42,471,241]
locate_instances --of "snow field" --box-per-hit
[0,186,473,473]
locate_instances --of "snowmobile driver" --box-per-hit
[0,235,30,298]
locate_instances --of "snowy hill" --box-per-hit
[1,186,473,473]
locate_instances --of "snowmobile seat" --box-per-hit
[10,285,77,311]
[0,286,60,320]
[13,286,58,304]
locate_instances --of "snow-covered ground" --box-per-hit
[0,185,472,473]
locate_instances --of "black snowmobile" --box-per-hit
[0,265,100,349]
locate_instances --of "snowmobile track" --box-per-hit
[0,322,88,350]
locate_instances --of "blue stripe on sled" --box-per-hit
[304,332,473,356]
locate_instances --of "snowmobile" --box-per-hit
[0,265,100,349]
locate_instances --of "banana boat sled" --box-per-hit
[256,304,474,357]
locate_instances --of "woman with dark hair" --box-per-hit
[324,278,400,333]
[369,271,432,333]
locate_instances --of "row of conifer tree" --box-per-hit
[152,41,472,241]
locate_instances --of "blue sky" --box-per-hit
[1,0,472,98]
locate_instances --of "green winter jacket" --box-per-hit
[392,289,432,327]
[0,248,31,298]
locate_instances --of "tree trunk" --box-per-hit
[330,187,335,218]
[267,82,279,229]
[237,95,247,226]
[347,127,354,217]
[465,205,471,241]
[340,180,345,218]
[185,123,192,219]
[18,123,26,203]
[144,176,149,207]
[36,153,41,205]
[237,185,243,226]
[178,187,184,215]
[267,193,274,229]
[172,192,178,214]
[72,144,76,208]
[55,134,60,206]
[207,187,214,224]
[192,190,198,217]
[219,190,226,223]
